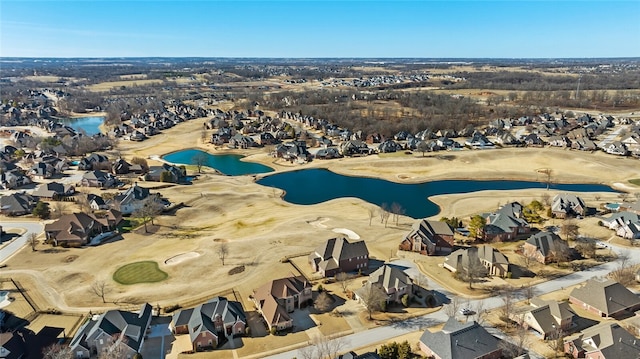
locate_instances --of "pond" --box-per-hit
[59,116,105,135]
[162,149,274,176]
[256,168,618,219]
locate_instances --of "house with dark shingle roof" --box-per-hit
[171,296,246,351]
[112,183,152,215]
[355,264,413,305]
[523,231,568,264]
[552,194,586,218]
[32,181,75,199]
[252,276,312,331]
[44,212,121,247]
[81,170,117,188]
[70,303,152,358]
[400,219,454,255]
[443,245,509,278]
[481,202,531,242]
[308,237,369,277]
[0,192,37,216]
[419,317,502,359]
[513,297,574,339]
[564,322,640,359]
[569,278,640,318]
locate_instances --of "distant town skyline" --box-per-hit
[1,1,639,58]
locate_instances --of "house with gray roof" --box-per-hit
[443,245,509,278]
[308,237,369,277]
[355,264,413,305]
[419,317,502,359]
[601,211,640,230]
[81,170,117,188]
[552,194,586,218]
[0,192,37,216]
[523,231,568,264]
[171,296,246,351]
[32,181,75,199]
[569,278,640,318]
[513,297,574,339]
[481,202,531,242]
[112,183,152,215]
[564,322,640,359]
[70,303,152,358]
[252,276,312,331]
[400,219,454,255]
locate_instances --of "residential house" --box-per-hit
[356,264,413,305]
[308,237,369,277]
[44,212,119,247]
[564,323,640,359]
[443,245,509,278]
[571,138,598,151]
[0,331,26,359]
[145,163,186,183]
[604,141,629,156]
[600,211,640,230]
[548,135,572,148]
[399,219,454,255]
[338,351,381,359]
[513,297,574,339]
[569,278,640,318]
[481,202,531,242]
[617,221,640,240]
[30,161,55,179]
[171,297,246,351]
[0,192,37,216]
[252,276,312,331]
[523,231,568,264]
[552,194,586,218]
[523,133,546,147]
[315,147,342,160]
[338,140,371,156]
[465,132,495,149]
[112,183,152,215]
[377,140,401,153]
[419,317,502,359]
[78,153,110,171]
[0,170,32,190]
[81,170,117,188]
[69,303,152,358]
[88,194,109,211]
[32,182,75,199]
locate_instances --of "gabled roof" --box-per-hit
[419,317,501,359]
[483,202,529,234]
[32,181,73,197]
[570,278,640,316]
[552,194,585,215]
[71,303,152,353]
[309,237,369,272]
[526,298,574,334]
[368,264,411,291]
[0,192,36,213]
[525,231,563,256]
[174,297,246,343]
[565,322,640,358]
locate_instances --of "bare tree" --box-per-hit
[314,291,333,312]
[444,296,461,317]
[473,300,487,324]
[501,325,530,358]
[619,192,629,202]
[552,240,571,267]
[192,151,208,173]
[99,334,129,359]
[42,344,74,359]
[299,334,348,359]
[75,191,90,213]
[91,280,107,303]
[390,202,404,226]
[499,286,516,324]
[540,192,551,207]
[379,204,391,228]
[51,200,67,218]
[560,220,579,241]
[133,195,164,233]
[216,242,229,266]
[460,257,488,289]
[359,284,387,320]
[610,250,635,286]
[547,328,566,356]
[540,168,553,190]
[28,232,39,251]
[523,283,535,304]
[576,241,596,259]
[336,272,351,293]
[368,207,375,226]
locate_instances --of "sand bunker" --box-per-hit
[165,252,201,265]
[613,182,637,192]
[332,228,360,240]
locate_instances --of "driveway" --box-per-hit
[140,317,175,359]
[0,220,44,264]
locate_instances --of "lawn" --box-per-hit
[629,178,640,187]
[113,261,168,285]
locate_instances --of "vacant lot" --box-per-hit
[86,79,164,92]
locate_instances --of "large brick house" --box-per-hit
[400,219,454,255]
[523,231,568,264]
[308,237,369,277]
[419,317,502,359]
[569,278,640,318]
[481,202,531,242]
[252,276,312,331]
[170,296,246,351]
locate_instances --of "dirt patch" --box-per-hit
[63,255,78,263]
[164,252,201,266]
[228,265,245,275]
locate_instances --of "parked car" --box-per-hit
[459,308,475,316]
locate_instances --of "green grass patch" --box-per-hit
[629,179,640,187]
[113,261,168,285]
[119,218,145,233]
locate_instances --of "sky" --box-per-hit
[1,1,639,58]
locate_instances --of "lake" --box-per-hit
[162,149,274,176]
[59,116,105,135]
[256,168,618,219]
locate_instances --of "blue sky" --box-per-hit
[1,1,639,58]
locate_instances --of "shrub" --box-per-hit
[32,201,50,219]
[164,304,181,313]
[401,294,409,307]
[317,284,323,293]
[270,327,277,335]
[245,326,251,336]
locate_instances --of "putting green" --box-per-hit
[113,261,168,285]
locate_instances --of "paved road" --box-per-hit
[265,243,630,359]
[0,220,44,264]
